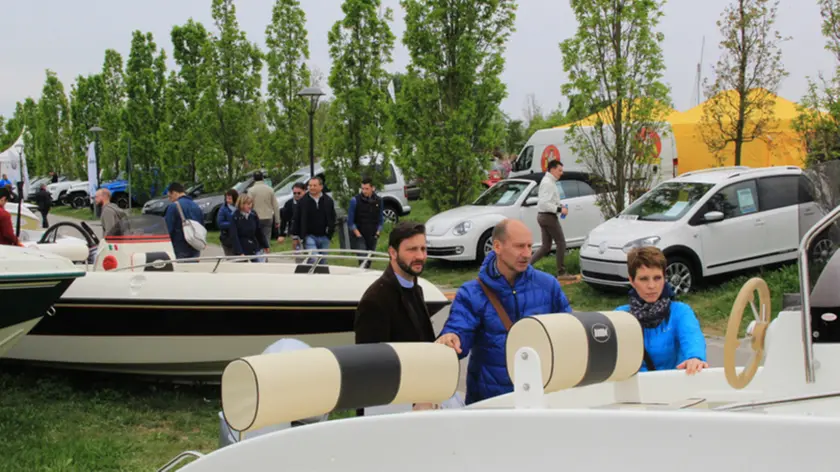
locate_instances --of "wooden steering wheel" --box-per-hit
[724,277,771,389]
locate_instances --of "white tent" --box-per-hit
[0,130,30,192]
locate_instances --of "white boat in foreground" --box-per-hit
[0,245,85,358]
[4,214,450,377]
[158,183,840,471]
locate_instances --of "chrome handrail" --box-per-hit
[157,450,205,472]
[109,249,391,273]
[797,203,840,384]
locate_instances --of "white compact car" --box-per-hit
[425,171,608,262]
[579,165,828,294]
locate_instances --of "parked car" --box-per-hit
[405,178,422,201]
[424,171,608,263]
[274,158,412,223]
[579,165,827,295]
[45,179,83,205]
[141,183,205,217]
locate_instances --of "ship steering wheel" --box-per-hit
[724,277,771,389]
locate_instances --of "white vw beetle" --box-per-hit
[424,172,608,263]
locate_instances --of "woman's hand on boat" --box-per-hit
[436,333,462,354]
[677,358,709,375]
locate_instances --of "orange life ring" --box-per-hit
[540,145,561,171]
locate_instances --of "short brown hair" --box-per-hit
[389,220,425,250]
[626,246,667,279]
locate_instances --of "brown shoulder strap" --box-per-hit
[477,278,513,331]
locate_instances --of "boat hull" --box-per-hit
[3,271,451,378]
[0,276,76,358]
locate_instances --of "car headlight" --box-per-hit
[622,236,661,253]
[198,201,212,209]
[452,220,473,236]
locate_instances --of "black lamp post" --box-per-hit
[14,143,23,238]
[297,86,325,178]
[89,126,103,216]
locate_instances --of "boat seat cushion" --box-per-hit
[294,264,330,274]
[143,252,173,272]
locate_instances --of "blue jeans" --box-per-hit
[304,235,331,265]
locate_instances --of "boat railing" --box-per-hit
[798,202,840,384]
[110,249,392,274]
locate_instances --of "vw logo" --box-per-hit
[591,323,611,343]
[598,241,607,254]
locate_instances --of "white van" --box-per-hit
[509,125,678,186]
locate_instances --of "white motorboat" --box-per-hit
[157,171,840,471]
[0,245,85,358]
[4,214,451,377]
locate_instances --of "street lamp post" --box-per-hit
[89,126,103,217]
[297,87,325,179]
[13,143,23,238]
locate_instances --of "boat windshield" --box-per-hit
[801,161,840,313]
[113,214,170,237]
[619,182,714,222]
[473,180,531,206]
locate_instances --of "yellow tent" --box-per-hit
[552,90,807,174]
[669,89,806,174]
[557,99,676,128]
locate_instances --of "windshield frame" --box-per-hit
[619,181,714,222]
[472,180,532,207]
[274,172,308,196]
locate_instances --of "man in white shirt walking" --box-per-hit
[530,160,573,279]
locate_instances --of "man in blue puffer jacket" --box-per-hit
[437,219,573,405]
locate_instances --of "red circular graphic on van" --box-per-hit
[637,128,662,157]
[540,145,561,171]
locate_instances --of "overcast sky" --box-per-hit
[0,0,834,121]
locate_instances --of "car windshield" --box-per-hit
[620,182,713,221]
[274,172,307,195]
[473,180,530,206]
[233,178,252,193]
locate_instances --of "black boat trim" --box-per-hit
[0,278,77,330]
[30,299,452,337]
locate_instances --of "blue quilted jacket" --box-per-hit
[439,251,573,405]
[616,298,706,372]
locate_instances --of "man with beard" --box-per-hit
[354,220,435,344]
[436,218,573,405]
[354,220,436,413]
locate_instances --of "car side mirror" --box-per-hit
[703,211,724,223]
[524,196,538,207]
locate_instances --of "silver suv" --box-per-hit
[274,158,412,223]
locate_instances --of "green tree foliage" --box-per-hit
[99,50,127,178]
[560,0,672,217]
[265,0,311,174]
[202,0,264,186]
[69,74,104,178]
[398,0,516,212]
[35,70,75,177]
[123,31,168,191]
[793,0,840,165]
[699,0,789,166]
[324,0,396,206]
[164,20,214,183]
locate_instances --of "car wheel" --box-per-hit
[475,229,494,263]
[811,237,835,266]
[383,203,399,224]
[70,195,88,209]
[115,195,130,209]
[665,256,695,296]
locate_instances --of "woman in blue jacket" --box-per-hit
[216,189,239,256]
[230,194,271,262]
[616,246,708,375]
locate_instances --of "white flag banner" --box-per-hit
[87,142,98,197]
[0,131,28,191]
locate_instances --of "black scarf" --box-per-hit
[628,283,675,329]
[358,191,378,204]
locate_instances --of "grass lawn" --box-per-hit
[8,199,803,471]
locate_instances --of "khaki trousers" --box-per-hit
[530,212,567,274]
